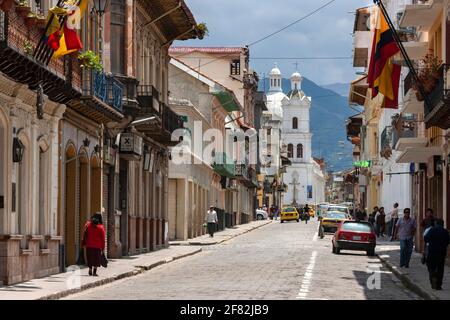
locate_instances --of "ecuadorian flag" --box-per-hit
[367,7,401,108]
[44,0,87,59]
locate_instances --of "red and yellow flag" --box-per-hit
[44,0,87,59]
[367,7,401,108]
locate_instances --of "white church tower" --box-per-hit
[281,69,325,206]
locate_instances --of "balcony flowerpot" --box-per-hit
[36,16,47,28]
[16,5,31,18]
[0,0,14,11]
[25,15,37,28]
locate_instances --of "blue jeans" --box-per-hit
[400,238,414,267]
[386,220,392,237]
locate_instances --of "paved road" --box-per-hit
[66,219,420,300]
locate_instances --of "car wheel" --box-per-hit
[367,249,375,256]
[281,220,284,223]
[336,248,340,254]
[296,219,299,222]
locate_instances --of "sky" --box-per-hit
[175,0,373,86]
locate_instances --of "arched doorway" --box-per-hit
[90,154,101,215]
[0,109,7,234]
[78,149,89,254]
[64,144,77,266]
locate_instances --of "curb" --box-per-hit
[377,254,439,300]
[187,220,273,246]
[38,248,202,300]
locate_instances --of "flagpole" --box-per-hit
[374,0,432,114]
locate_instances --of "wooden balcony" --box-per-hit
[0,7,79,104]
[424,64,450,129]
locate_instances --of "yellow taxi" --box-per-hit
[280,206,300,223]
[318,211,351,238]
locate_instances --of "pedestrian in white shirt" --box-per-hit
[206,206,218,237]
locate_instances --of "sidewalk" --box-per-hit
[170,219,272,246]
[0,220,271,300]
[376,239,450,300]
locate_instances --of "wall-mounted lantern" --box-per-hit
[12,137,24,163]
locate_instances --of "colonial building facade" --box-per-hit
[0,0,200,285]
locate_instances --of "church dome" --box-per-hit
[269,66,281,76]
[291,71,302,81]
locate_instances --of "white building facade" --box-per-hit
[265,66,325,206]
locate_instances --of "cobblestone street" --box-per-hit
[66,219,420,300]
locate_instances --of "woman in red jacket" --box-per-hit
[82,213,106,276]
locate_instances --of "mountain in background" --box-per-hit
[259,78,355,172]
[321,83,351,98]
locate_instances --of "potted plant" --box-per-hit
[23,39,34,56]
[0,0,15,11]
[413,51,443,101]
[196,22,209,39]
[36,12,46,28]
[25,11,37,28]
[78,50,103,72]
[15,0,31,18]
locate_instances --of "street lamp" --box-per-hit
[92,0,110,57]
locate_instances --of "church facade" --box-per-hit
[266,65,325,207]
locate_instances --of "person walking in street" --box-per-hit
[390,203,399,241]
[421,208,436,230]
[206,206,218,237]
[270,205,276,220]
[376,207,386,237]
[424,219,450,290]
[303,204,310,224]
[386,209,392,239]
[421,208,436,264]
[368,207,378,227]
[394,208,417,268]
[82,213,106,277]
[273,205,279,221]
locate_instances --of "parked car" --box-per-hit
[280,206,299,223]
[256,208,268,220]
[318,211,351,238]
[332,220,376,256]
[327,205,350,216]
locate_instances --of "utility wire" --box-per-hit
[248,0,337,46]
[169,0,339,80]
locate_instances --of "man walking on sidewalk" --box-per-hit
[206,206,218,237]
[390,203,399,241]
[424,219,450,290]
[394,208,416,268]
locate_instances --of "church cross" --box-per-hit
[289,177,300,206]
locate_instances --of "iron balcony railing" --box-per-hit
[391,114,417,149]
[163,104,184,134]
[425,64,447,115]
[137,85,161,115]
[83,69,123,112]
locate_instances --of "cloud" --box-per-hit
[177,0,372,85]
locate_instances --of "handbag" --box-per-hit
[76,248,86,265]
[100,252,108,268]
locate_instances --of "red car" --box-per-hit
[332,221,376,256]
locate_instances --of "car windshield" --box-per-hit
[283,207,296,212]
[325,212,347,219]
[328,207,347,213]
[342,222,373,232]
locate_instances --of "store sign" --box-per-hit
[353,160,371,168]
[119,133,143,160]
